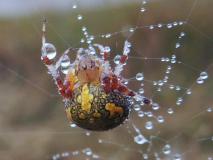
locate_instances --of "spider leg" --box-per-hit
[102,74,135,97]
[40,19,73,99]
[93,44,111,62]
[114,41,131,76]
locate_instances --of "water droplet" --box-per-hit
[129,28,135,32]
[180,32,185,37]
[98,139,103,143]
[134,104,141,111]
[86,132,91,136]
[61,152,69,157]
[197,77,204,84]
[72,4,77,9]
[170,85,175,89]
[104,46,111,53]
[146,112,153,117]
[42,43,57,60]
[158,80,164,86]
[123,79,129,85]
[61,55,70,68]
[167,108,174,114]
[175,86,181,91]
[157,116,164,123]
[135,94,143,102]
[145,121,153,130]
[82,26,87,31]
[114,55,121,64]
[186,89,192,95]
[173,21,178,26]
[143,154,148,159]
[152,103,160,110]
[149,25,154,30]
[136,73,144,81]
[138,111,144,117]
[177,97,183,102]
[142,0,147,4]
[157,87,162,92]
[179,21,184,25]
[207,107,212,112]
[82,148,92,156]
[158,23,162,28]
[200,72,208,80]
[167,24,172,29]
[153,81,158,86]
[92,154,100,159]
[171,58,176,64]
[61,67,70,75]
[77,15,83,20]
[175,43,181,48]
[173,153,182,160]
[70,123,76,128]
[134,134,148,144]
[105,34,111,38]
[138,88,144,94]
[140,7,146,12]
[162,144,171,155]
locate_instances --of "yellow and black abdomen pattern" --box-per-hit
[65,84,132,131]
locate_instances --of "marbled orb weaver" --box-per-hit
[41,21,151,131]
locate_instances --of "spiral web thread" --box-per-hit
[0,0,212,159]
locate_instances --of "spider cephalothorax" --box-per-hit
[75,54,102,84]
[41,21,150,131]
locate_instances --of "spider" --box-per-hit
[40,20,151,131]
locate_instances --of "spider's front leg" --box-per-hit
[40,20,74,99]
[110,41,152,105]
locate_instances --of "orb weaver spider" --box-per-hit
[40,20,151,131]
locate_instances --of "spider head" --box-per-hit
[76,54,102,84]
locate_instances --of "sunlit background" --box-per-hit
[0,0,212,159]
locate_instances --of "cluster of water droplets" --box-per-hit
[42,0,213,160]
[52,148,100,160]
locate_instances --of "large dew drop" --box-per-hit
[42,43,57,60]
[61,55,71,75]
[61,55,70,68]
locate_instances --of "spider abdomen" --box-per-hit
[65,84,132,131]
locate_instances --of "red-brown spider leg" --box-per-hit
[117,84,135,97]
[103,52,110,61]
[103,75,135,97]
[111,75,135,97]
[103,76,111,93]
[56,78,73,99]
[41,55,73,99]
[119,55,128,64]
[41,19,73,99]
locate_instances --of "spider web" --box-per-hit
[0,0,212,160]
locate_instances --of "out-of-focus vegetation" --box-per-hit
[0,0,212,159]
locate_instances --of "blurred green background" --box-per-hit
[0,0,212,159]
